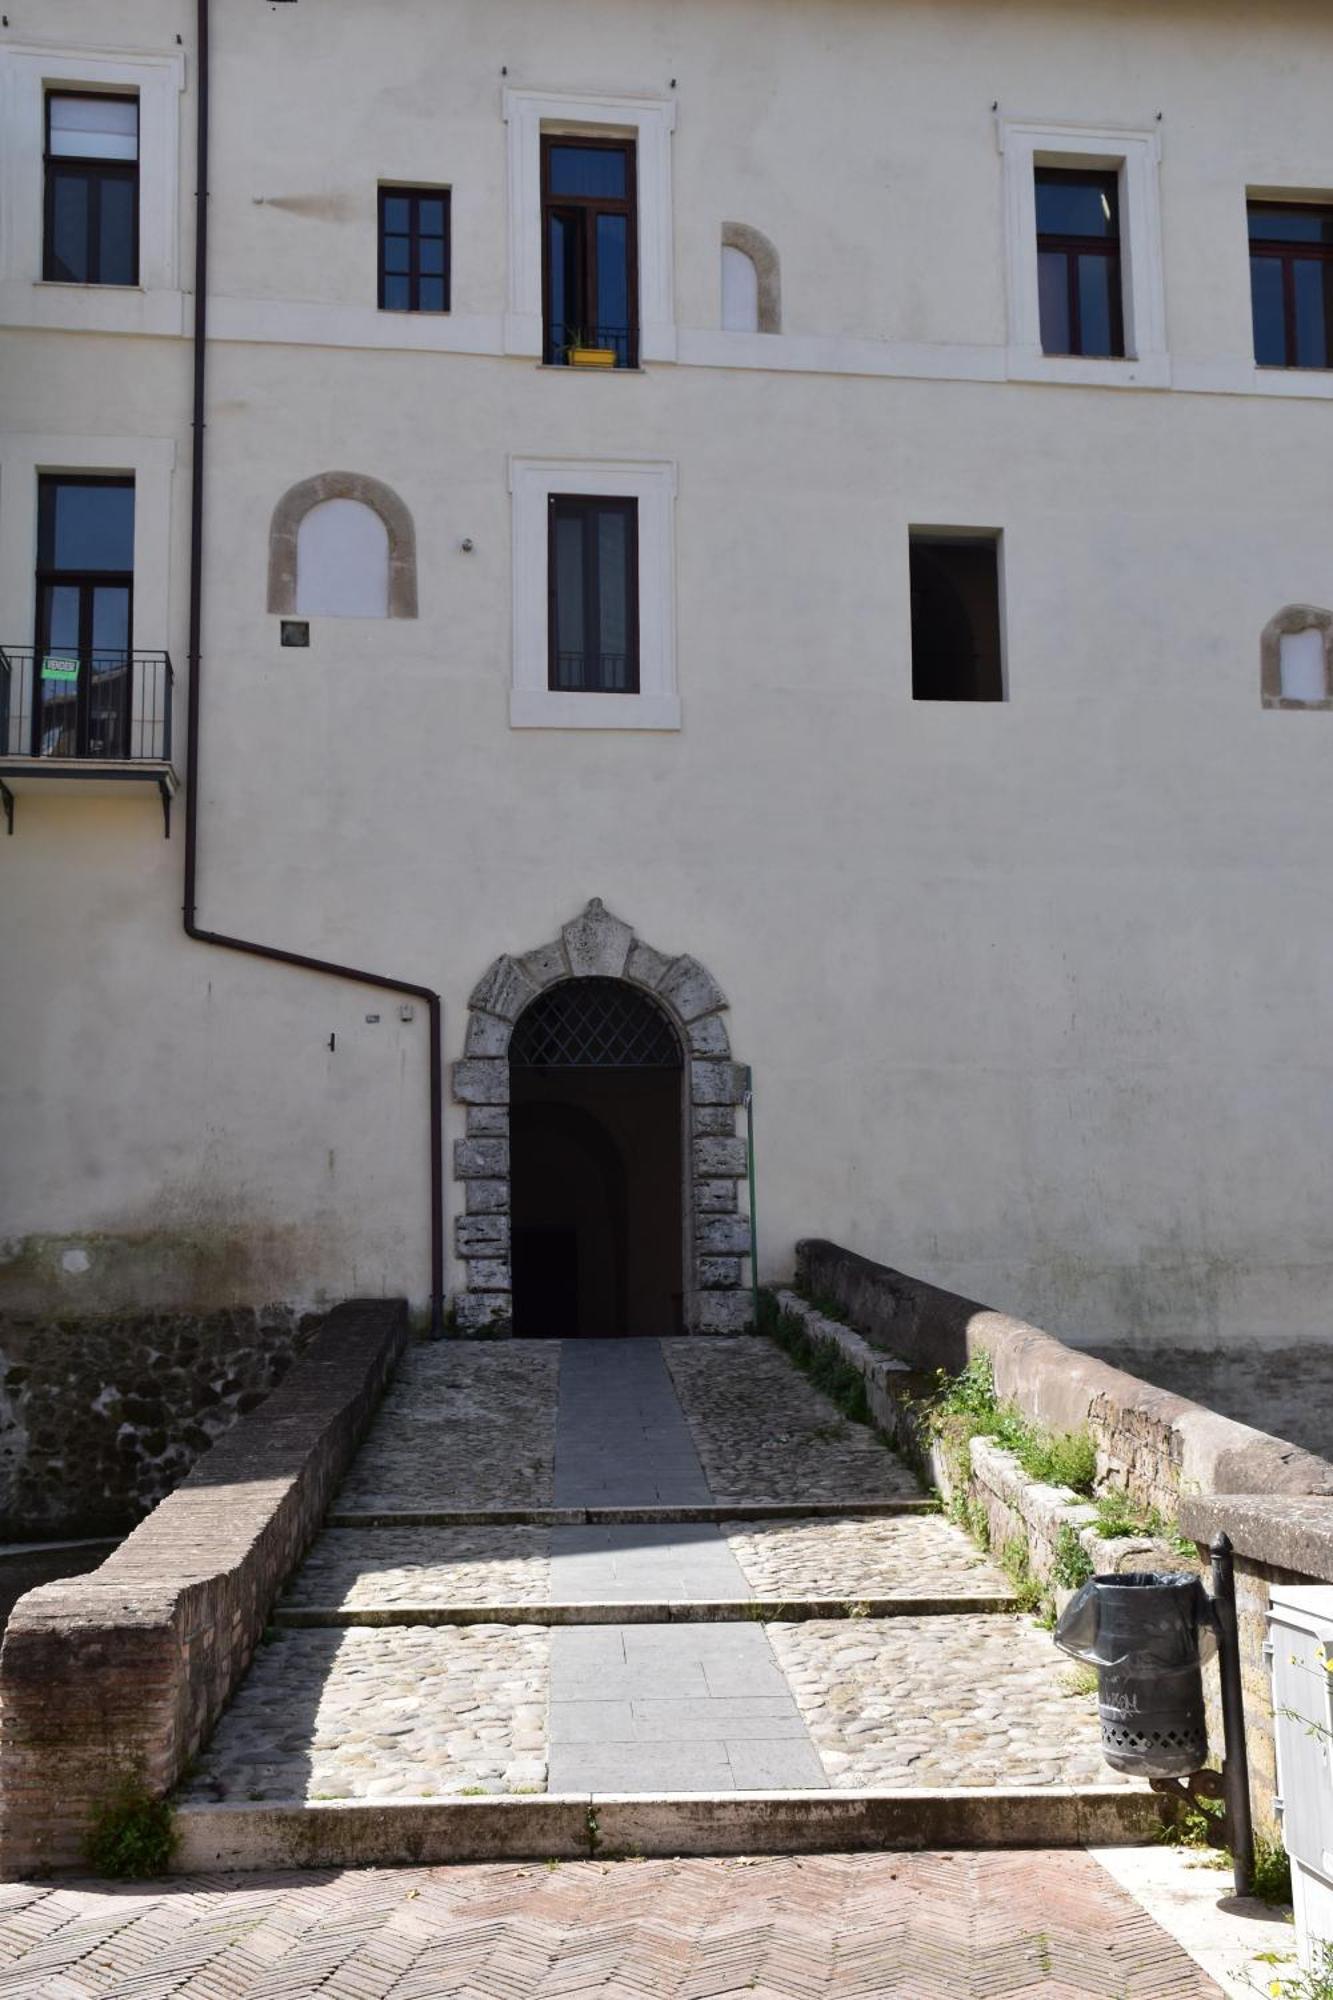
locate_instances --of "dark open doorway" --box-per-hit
[509,978,684,1338]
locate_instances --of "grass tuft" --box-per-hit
[86,1779,178,1881]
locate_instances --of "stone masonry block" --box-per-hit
[455,1138,509,1179]
[692,1061,747,1106]
[698,1214,752,1256]
[452,1059,509,1106]
[625,939,673,989]
[456,1215,510,1256]
[700,1257,743,1288]
[521,940,569,988]
[562,898,633,978]
[467,1106,508,1136]
[696,1178,739,1213]
[659,956,727,1023]
[693,1107,735,1137]
[468,955,539,1022]
[686,1013,731,1058]
[693,1137,747,1179]
[697,1291,755,1334]
[455,1291,512,1333]
[464,1012,512,1058]
[467,1258,512,1292]
[465,1178,509,1214]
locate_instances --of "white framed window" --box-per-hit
[0,42,186,334]
[998,118,1167,387]
[503,88,676,364]
[509,457,678,730]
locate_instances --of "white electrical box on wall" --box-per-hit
[1269,1584,1333,1968]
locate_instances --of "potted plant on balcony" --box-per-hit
[564,328,618,367]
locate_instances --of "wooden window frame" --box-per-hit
[547,493,640,694]
[377,186,451,314]
[1035,166,1124,358]
[1248,201,1333,371]
[42,91,139,286]
[33,473,136,757]
[540,135,639,367]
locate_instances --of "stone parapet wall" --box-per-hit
[0,1307,322,1538]
[0,1297,408,1878]
[797,1241,1333,1515]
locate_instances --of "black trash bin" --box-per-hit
[1054,1571,1217,1777]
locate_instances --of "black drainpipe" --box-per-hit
[182,0,445,1335]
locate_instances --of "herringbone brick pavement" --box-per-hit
[0,1853,1219,1998]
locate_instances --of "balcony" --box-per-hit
[0,646,178,836]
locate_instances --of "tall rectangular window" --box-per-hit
[378,187,450,312]
[1249,202,1333,369]
[548,496,638,692]
[909,535,1004,702]
[34,475,135,757]
[541,138,637,367]
[1035,167,1124,358]
[44,93,139,285]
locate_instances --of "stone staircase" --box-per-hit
[173,1336,1164,1870]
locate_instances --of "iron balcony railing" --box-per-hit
[0,646,174,764]
[545,321,636,368]
[552,649,636,693]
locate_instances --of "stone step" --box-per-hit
[273,1594,1020,1628]
[326,1500,939,1526]
[173,1785,1168,1874]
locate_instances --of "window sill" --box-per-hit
[509,689,680,730]
[1262,695,1333,711]
[1006,346,1170,390]
[538,362,645,374]
[0,280,184,336]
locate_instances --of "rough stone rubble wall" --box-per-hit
[0,1296,408,1878]
[0,1308,322,1538]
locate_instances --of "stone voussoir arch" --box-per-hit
[451,897,752,1335]
[1261,603,1333,709]
[721,221,782,334]
[267,470,419,618]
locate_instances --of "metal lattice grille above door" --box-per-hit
[510,978,682,1069]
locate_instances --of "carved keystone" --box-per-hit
[562,898,634,978]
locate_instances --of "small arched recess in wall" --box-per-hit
[267,471,418,619]
[1261,604,1333,709]
[721,222,781,334]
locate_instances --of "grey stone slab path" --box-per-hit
[549,1522,751,1603]
[553,1339,712,1506]
[547,1622,828,1792]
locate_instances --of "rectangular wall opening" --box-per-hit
[909,533,1004,701]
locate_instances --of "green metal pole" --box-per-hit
[744,1066,759,1328]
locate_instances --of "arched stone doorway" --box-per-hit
[510,980,682,1337]
[452,899,751,1335]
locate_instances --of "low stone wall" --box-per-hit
[0,1307,322,1539]
[0,1297,408,1877]
[797,1241,1333,1516]
[773,1292,1186,1600]
[1179,1495,1333,1842]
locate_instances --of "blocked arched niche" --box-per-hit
[1261,604,1333,708]
[267,471,418,619]
[452,897,752,1335]
[721,222,781,334]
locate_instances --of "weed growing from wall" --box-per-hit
[86,1777,178,1880]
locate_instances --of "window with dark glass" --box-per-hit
[378,188,450,312]
[910,536,1003,701]
[34,476,135,757]
[1035,167,1124,358]
[541,138,637,366]
[548,496,638,692]
[43,93,138,285]
[1249,203,1333,370]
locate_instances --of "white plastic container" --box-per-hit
[1268,1583,1333,1966]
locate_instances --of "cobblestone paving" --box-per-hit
[183,1625,549,1801]
[725,1513,1012,1600]
[282,1525,550,1609]
[769,1612,1128,1790]
[335,1342,560,1511]
[662,1337,923,1504]
[0,1854,1222,1996]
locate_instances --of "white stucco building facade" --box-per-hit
[4,0,1333,1348]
